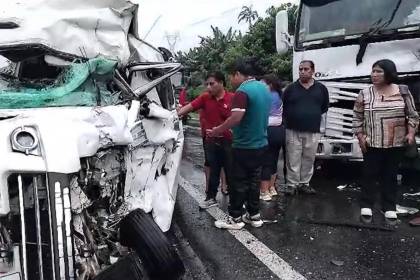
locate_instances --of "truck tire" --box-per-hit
[119,209,185,280]
[94,253,148,280]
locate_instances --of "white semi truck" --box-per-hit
[276,0,420,160]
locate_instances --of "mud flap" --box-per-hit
[93,253,148,280]
[119,209,185,280]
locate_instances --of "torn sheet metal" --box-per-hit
[124,115,183,231]
[147,102,174,119]
[125,146,166,213]
[0,0,138,64]
[86,106,133,148]
[142,118,179,145]
[128,35,165,63]
[70,177,92,214]
[0,105,132,175]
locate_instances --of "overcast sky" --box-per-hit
[134,0,298,52]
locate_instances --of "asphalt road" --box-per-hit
[174,126,420,280]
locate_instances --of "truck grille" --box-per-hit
[7,173,75,280]
[325,107,354,139]
[322,81,370,140]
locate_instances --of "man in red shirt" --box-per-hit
[178,71,233,208]
[177,87,189,125]
[178,87,188,107]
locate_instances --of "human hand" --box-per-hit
[206,127,220,138]
[405,133,415,145]
[357,134,368,153]
[176,105,183,116]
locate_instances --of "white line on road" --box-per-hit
[178,176,307,280]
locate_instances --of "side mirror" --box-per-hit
[276,10,292,55]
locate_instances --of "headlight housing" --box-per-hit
[11,126,40,156]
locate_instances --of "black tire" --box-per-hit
[93,253,148,280]
[119,209,185,280]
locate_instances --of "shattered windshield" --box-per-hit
[298,0,420,43]
[0,57,121,109]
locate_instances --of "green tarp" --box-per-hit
[0,57,118,109]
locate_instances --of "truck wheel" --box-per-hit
[93,253,148,280]
[119,209,185,280]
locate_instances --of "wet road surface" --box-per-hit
[174,126,420,280]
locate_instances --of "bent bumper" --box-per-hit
[316,137,363,160]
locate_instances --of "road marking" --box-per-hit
[178,176,307,280]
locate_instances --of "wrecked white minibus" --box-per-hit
[0,0,184,279]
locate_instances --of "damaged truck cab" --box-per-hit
[0,1,184,279]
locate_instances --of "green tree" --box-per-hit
[177,2,298,98]
[176,26,239,97]
[224,4,298,81]
[238,5,259,27]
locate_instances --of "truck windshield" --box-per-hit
[0,57,120,109]
[298,0,420,44]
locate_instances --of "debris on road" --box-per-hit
[331,260,344,266]
[402,192,420,197]
[262,219,279,224]
[396,204,419,216]
[337,183,361,192]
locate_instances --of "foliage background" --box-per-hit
[176,3,297,100]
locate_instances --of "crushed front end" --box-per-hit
[0,1,185,279]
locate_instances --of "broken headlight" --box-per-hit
[10,126,40,155]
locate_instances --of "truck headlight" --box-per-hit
[11,127,40,155]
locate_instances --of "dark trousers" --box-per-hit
[262,125,285,180]
[229,147,267,218]
[361,147,404,211]
[205,139,232,199]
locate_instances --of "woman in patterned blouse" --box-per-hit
[353,59,419,220]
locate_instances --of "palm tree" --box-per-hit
[238,5,259,27]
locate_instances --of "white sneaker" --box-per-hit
[214,216,245,230]
[259,191,272,201]
[242,213,264,228]
[269,187,278,196]
[384,211,397,219]
[360,208,372,217]
[199,198,218,209]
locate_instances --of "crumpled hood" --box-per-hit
[0,0,138,64]
[0,105,132,173]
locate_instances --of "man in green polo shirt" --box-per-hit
[208,58,271,230]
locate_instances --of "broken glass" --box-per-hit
[0,57,119,109]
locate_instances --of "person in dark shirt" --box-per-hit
[282,60,329,195]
